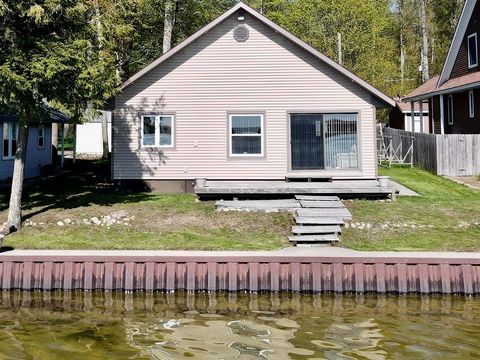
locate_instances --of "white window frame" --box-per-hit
[140,114,175,148]
[229,114,264,157]
[468,33,478,68]
[469,90,475,118]
[2,122,19,160]
[37,124,45,150]
[447,95,454,125]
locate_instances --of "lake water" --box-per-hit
[0,291,479,359]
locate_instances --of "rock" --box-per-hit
[64,219,72,225]
[366,223,372,230]
[57,221,64,226]
[111,210,129,220]
[351,223,356,229]
[91,217,101,226]
[344,223,350,229]
[194,198,201,203]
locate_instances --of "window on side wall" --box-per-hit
[469,90,475,118]
[447,95,454,125]
[141,115,174,148]
[229,114,264,157]
[2,122,19,160]
[38,125,45,149]
[468,33,478,68]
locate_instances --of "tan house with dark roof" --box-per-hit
[403,0,480,134]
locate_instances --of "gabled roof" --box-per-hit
[0,105,69,124]
[118,2,395,107]
[438,0,477,87]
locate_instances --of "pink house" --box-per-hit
[109,2,394,193]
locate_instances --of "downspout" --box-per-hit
[439,95,445,135]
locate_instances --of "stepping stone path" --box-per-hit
[215,195,351,247]
[291,195,351,247]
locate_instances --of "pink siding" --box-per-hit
[114,13,378,180]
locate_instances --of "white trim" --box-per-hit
[140,114,175,148]
[469,90,475,118]
[37,124,45,150]
[2,122,19,160]
[229,114,264,157]
[438,0,477,86]
[468,33,478,68]
[447,95,454,125]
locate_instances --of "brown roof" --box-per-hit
[403,76,438,100]
[403,73,480,101]
[395,100,429,112]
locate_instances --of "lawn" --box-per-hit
[0,161,291,250]
[342,166,480,251]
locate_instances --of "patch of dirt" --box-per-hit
[447,176,480,190]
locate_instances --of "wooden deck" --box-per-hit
[196,179,395,199]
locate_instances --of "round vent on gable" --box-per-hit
[233,25,249,42]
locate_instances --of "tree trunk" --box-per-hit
[163,0,177,53]
[420,0,430,83]
[101,111,109,159]
[7,124,29,233]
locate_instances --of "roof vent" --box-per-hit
[233,25,249,42]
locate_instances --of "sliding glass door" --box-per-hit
[290,113,358,171]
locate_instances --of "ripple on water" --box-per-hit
[0,292,478,359]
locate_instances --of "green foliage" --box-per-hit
[0,0,117,123]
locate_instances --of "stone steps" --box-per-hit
[295,216,345,225]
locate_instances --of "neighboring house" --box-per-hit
[403,0,479,134]
[75,111,112,156]
[108,2,394,192]
[0,109,68,182]
[389,99,430,133]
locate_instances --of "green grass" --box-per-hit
[342,166,480,251]
[0,161,291,250]
[2,161,479,252]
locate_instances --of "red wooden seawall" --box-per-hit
[0,250,479,294]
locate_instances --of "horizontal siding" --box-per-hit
[0,123,52,181]
[115,13,377,180]
[451,0,480,79]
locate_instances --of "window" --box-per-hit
[468,33,478,68]
[469,90,475,118]
[447,95,454,125]
[38,125,45,149]
[2,122,18,159]
[290,113,358,170]
[229,114,264,156]
[141,115,174,148]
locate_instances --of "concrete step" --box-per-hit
[299,200,345,208]
[295,243,334,247]
[295,195,340,201]
[297,209,352,219]
[295,216,345,225]
[288,234,339,242]
[291,225,342,234]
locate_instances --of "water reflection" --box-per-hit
[0,291,478,359]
